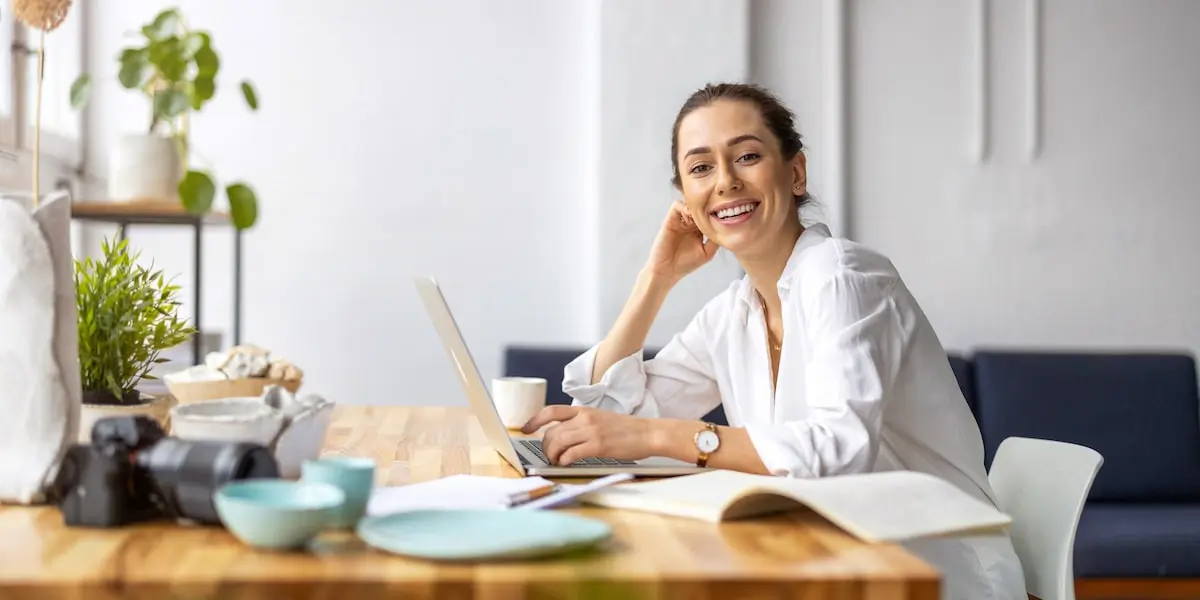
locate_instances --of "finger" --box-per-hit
[668,200,694,230]
[542,425,591,465]
[521,404,580,433]
[558,440,601,466]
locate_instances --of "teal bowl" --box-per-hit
[214,479,345,550]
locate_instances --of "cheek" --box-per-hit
[680,182,709,213]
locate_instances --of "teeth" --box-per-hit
[716,203,757,219]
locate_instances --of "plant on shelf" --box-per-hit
[75,234,196,406]
[69,6,261,230]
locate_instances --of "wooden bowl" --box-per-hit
[166,376,302,405]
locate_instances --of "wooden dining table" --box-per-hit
[0,405,941,599]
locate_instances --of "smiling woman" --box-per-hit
[518,82,1029,600]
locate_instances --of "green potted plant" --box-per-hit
[74,234,197,441]
[70,6,260,230]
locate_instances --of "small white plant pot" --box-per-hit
[78,391,176,444]
[108,134,183,202]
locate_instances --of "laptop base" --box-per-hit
[512,438,706,477]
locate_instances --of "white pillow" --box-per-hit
[0,193,80,505]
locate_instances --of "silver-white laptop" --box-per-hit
[413,276,706,477]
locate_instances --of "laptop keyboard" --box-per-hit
[518,439,638,467]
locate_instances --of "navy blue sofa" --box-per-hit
[967,350,1200,580]
[503,344,1200,582]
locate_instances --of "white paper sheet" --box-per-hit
[366,474,556,517]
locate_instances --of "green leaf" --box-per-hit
[182,32,206,58]
[189,75,215,110]
[240,80,258,111]
[178,170,216,215]
[118,50,150,89]
[69,74,92,109]
[142,9,181,41]
[154,88,190,118]
[226,183,258,230]
[148,38,188,81]
[195,42,219,77]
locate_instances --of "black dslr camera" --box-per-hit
[50,415,280,528]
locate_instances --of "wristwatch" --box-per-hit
[694,422,720,467]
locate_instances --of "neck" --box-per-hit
[737,218,803,311]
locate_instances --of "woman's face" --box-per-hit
[675,99,806,256]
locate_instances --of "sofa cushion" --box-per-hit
[973,351,1200,501]
[502,346,728,425]
[946,353,979,428]
[1075,504,1200,577]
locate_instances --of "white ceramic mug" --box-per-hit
[491,377,547,429]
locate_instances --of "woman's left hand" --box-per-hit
[521,406,654,465]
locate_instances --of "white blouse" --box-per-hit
[563,223,1028,600]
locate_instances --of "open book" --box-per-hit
[578,469,1011,543]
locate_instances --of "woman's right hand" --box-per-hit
[644,201,719,285]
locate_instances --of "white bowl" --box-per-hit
[170,398,284,447]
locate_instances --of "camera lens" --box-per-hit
[136,438,280,524]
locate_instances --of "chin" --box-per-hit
[710,232,759,256]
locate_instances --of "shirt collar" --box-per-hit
[734,222,833,318]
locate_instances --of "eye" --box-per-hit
[736,152,761,163]
[689,163,712,175]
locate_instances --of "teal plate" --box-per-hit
[356,509,613,562]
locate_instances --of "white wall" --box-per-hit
[84,0,595,406]
[755,0,1200,360]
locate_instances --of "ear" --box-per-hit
[791,151,808,196]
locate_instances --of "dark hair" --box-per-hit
[670,83,812,208]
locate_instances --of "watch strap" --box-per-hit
[695,422,718,467]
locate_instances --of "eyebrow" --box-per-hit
[683,134,764,159]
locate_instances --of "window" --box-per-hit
[1,2,85,191]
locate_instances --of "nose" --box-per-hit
[716,163,742,196]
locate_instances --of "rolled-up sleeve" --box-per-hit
[562,310,722,421]
[745,270,904,478]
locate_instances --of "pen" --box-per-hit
[505,484,561,507]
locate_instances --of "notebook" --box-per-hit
[577,469,1012,543]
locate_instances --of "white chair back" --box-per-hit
[988,436,1103,600]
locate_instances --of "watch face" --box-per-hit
[696,430,720,453]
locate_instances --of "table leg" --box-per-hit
[233,228,242,346]
[193,221,203,365]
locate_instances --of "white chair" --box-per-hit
[987,436,1103,600]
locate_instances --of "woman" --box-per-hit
[521,83,1026,599]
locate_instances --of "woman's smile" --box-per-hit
[710,199,761,226]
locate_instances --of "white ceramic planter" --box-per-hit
[78,392,176,443]
[0,191,82,504]
[108,134,182,202]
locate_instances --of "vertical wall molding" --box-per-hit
[1025,0,1042,161]
[970,0,990,164]
[823,0,849,238]
[580,0,602,342]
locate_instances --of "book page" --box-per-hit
[577,472,747,522]
[366,475,554,516]
[580,469,1012,543]
[756,470,1012,542]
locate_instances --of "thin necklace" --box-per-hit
[758,292,782,351]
